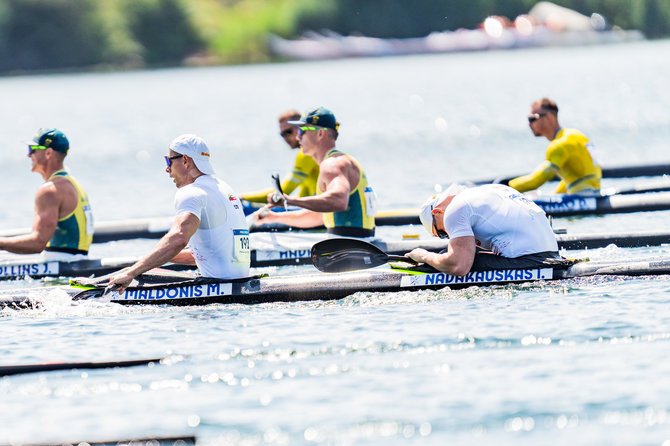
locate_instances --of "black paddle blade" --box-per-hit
[272,172,284,196]
[311,238,390,273]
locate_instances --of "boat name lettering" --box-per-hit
[279,249,311,259]
[535,196,597,213]
[649,260,670,269]
[0,262,58,278]
[120,283,231,300]
[400,268,553,287]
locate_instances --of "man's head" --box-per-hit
[528,98,559,139]
[418,184,468,238]
[288,107,340,157]
[289,107,340,138]
[26,128,69,175]
[166,134,215,187]
[278,109,301,149]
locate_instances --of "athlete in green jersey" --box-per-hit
[0,129,93,255]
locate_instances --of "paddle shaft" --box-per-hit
[474,162,670,185]
[0,357,163,376]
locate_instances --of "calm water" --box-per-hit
[2,40,670,445]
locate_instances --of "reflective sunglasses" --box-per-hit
[432,213,448,239]
[279,128,295,138]
[527,112,547,123]
[27,144,48,156]
[297,126,322,136]
[164,154,183,167]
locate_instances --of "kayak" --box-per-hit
[1,229,668,280]
[2,256,670,309]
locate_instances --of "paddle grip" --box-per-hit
[387,255,418,265]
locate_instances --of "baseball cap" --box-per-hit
[29,128,69,153]
[418,183,468,236]
[168,134,215,175]
[288,107,339,131]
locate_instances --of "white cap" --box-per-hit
[168,134,215,175]
[418,183,468,236]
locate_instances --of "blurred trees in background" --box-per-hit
[0,0,668,74]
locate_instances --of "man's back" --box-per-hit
[176,175,249,279]
[444,185,557,257]
[547,128,601,193]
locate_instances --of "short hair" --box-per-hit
[278,109,301,122]
[325,121,340,141]
[533,98,559,115]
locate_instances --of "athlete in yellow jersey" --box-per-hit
[253,107,376,237]
[508,98,601,195]
[242,109,319,203]
[0,129,93,256]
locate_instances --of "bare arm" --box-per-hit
[285,157,351,212]
[108,212,200,293]
[254,157,352,228]
[406,236,476,276]
[254,208,325,228]
[0,183,60,254]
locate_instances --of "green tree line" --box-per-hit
[0,0,668,74]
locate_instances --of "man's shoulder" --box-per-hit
[551,128,588,145]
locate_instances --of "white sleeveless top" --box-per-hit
[174,175,250,279]
[442,184,558,257]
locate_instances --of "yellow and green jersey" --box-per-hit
[46,170,94,255]
[318,149,375,237]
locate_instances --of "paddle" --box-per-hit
[311,238,418,273]
[271,172,288,210]
[0,357,164,377]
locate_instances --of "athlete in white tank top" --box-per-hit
[409,184,559,275]
[107,134,250,293]
[175,175,249,278]
[443,184,558,257]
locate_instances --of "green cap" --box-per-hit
[288,107,339,131]
[32,128,69,153]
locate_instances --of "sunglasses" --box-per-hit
[164,154,183,167]
[528,112,547,123]
[279,128,295,138]
[297,126,322,136]
[27,144,48,156]
[432,212,448,239]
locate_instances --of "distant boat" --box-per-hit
[268,1,644,61]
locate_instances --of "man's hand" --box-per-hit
[265,191,286,208]
[106,268,136,294]
[406,248,431,264]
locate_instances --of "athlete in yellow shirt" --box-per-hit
[509,98,601,195]
[242,109,319,203]
[0,129,93,256]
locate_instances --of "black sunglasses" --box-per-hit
[164,154,183,167]
[432,213,448,239]
[280,128,295,138]
[528,112,547,123]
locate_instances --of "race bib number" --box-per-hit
[83,204,94,235]
[233,229,250,263]
[364,186,377,217]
